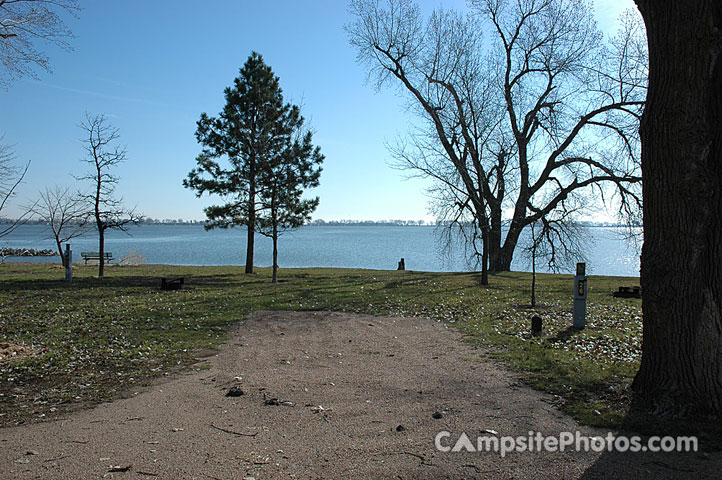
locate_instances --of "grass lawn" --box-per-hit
[0,262,641,429]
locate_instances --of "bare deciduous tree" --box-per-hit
[76,113,140,277]
[0,0,79,87]
[30,185,88,265]
[348,0,646,274]
[522,214,588,308]
[0,140,31,237]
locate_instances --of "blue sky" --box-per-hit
[1,0,635,222]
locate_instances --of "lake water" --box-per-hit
[0,224,640,277]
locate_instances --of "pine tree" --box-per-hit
[257,128,323,283]
[184,52,299,274]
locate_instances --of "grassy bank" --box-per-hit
[0,262,641,428]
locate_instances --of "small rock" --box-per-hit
[264,397,280,406]
[108,465,132,473]
[395,425,405,432]
[226,386,244,397]
[432,410,443,419]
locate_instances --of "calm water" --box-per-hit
[0,224,640,277]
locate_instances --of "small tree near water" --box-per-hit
[257,128,323,283]
[76,113,140,277]
[522,215,588,308]
[30,185,88,266]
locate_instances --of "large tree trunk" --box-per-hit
[632,0,722,415]
[487,203,503,272]
[481,234,489,286]
[531,241,537,308]
[490,223,524,272]
[480,223,489,286]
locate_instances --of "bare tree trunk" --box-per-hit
[490,223,524,272]
[531,244,536,308]
[488,202,503,273]
[95,158,104,278]
[632,0,722,415]
[98,228,105,278]
[55,237,66,267]
[481,234,489,286]
[480,222,489,286]
[272,221,278,284]
[246,158,256,274]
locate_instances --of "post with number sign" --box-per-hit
[573,262,587,329]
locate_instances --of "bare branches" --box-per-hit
[349,0,647,273]
[77,113,141,276]
[0,0,79,87]
[30,185,88,264]
[0,140,32,238]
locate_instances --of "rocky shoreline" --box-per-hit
[0,247,57,257]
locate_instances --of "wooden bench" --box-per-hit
[80,252,114,264]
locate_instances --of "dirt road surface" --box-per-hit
[1,311,717,479]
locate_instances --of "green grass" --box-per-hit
[0,262,641,428]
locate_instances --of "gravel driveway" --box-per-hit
[0,311,717,479]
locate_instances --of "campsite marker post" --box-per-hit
[65,244,72,283]
[573,262,587,329]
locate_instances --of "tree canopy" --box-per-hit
[0,0,79,88]
[185,52,322,276]
[348,0,647,278]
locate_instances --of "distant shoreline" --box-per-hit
[0,247,57,257]
[0,221,636,228]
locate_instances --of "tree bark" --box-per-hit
[246,157,256,274]
[272,220,278,284]
[632,0,722,415]
[531,243,537,308]
[56,238,66,267]
[480,229,489,286]
[487,204,503,274]
[98,228,105,278]
[490,223,523,272]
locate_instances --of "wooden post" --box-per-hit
[64,244,72,283]
[531,316,542,336]
[573,262,587,329]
